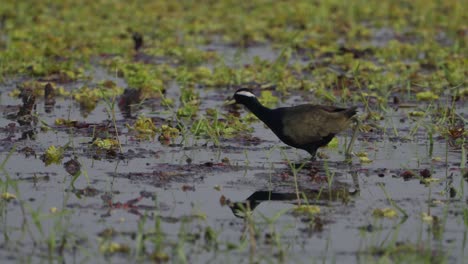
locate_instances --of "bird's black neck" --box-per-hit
[243,99,275,127]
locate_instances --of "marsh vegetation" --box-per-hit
[0,0,466,263]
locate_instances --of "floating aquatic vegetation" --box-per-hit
[130,116,157,135]
[1,192,16,201]
[416,91,439,101]
[0,0,466,262]
[55,118,78,127]
[408,111,425,117]
[292,205,321,215]
[158,125,180,144]
[421,213,434,222]
[359,156,372,163]
[128,116,179,143]
[9,81,70,99]
[73,84,124,113]
[41,145,64,166]
[177,87,200,118]
[99,241,130,254]
[191,111,252,139]
[258,90,279,108]
[420,177,441,185]
[356,152,372,163]
[372,207,398,218]
[104,59,166,97]
[150,251,170,262]
[93,138,120,150]
[177,104,199,118]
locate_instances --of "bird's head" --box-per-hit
[229,88,258,105]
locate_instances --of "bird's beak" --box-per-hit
[223,98,236,106]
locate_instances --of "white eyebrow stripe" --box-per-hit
[236,91,256,97]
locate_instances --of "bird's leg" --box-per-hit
[345,118,360,158]
[308,149,317,161]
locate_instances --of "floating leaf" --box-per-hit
[42,145,64,165]
[356,152,372,163]
[158,125,180,142]
[93,138,120,150]
[359,156,372,163]
[372,207,398,218]
[421,213,433,222]
[99,242,130,254]
[151,251,170,262]
[55,118,78,127]
[421,177,441,184]
[292,205,321,214]
[416,91,439,101]
[409,111,425,117]
[132,116,157,135]
[1,192,16,201]
[177,104,199,118]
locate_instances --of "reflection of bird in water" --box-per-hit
[228,191,297,218]
[226,169,360,218]
[227,88,359,159]
[228,171,360,218]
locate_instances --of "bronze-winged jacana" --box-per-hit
[229,88,358,159]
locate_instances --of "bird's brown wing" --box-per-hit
[281,105,353,145]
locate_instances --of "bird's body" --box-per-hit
[231,89,357,158]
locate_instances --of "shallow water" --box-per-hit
[0,58,467,264]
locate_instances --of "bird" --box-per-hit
[229,88,358,159]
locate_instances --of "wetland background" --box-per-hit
[0,0,467,263]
